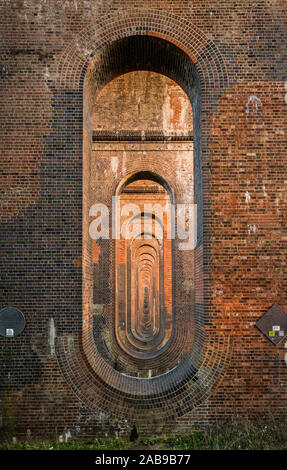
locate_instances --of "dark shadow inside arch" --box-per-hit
[114,173,175,367]
[116,170,175,204]
[85,35,197,100]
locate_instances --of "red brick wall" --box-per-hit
[93,71,193,133]
[0,1,287,439]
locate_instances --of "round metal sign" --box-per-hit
[0,307,25,337]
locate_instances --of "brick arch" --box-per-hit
[55,9,229,93]
[53,9,232,423]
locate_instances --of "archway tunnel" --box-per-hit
[81,33,206,414]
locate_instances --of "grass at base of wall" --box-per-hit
[1,422,287,450]
[0,437,129,451]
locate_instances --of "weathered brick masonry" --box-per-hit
[0,1,287,439]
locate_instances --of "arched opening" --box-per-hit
[83,34,202,385]
[115,174,174,362]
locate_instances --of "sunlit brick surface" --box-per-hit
[1,1,287,439]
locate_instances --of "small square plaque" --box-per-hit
[6,328,14,337]
[256,305,287,345]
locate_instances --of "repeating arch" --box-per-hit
[53,9,232,423]
[55,9,229,93]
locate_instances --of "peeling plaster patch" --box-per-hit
[122,151,127,173]
[64,430,71,442]
[48,318,55,355]
[111,156,118,174]
[44,64,50,91]
[263,184,268,197]
[62,0,78,10]
[75,40,93,59]
[84,99,93,136]
[247,224,257,234]
[245,191,251,204]
[175,151,194,203]
[177,95,188,129]
[44,64,51,81]
[1,65,9,78]
[245,95,263,122]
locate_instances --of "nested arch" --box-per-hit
[82,40,198,383]
[53,10,232,424]
[115,172,174,361]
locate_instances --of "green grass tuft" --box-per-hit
[1,421,287,450]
